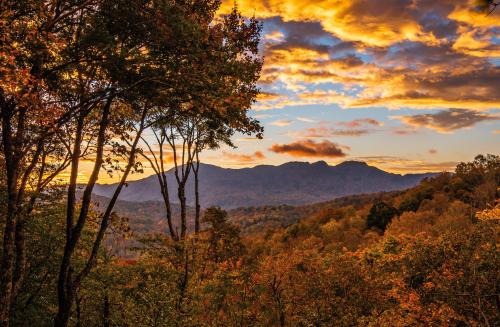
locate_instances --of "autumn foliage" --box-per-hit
[2,154,498,326]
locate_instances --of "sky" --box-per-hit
[83,0,500,183]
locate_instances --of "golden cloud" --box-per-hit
[230,0,500,112]
[220,0,446,47]
[222,151,266,163]
[352,156,458,173]
[452,26,500,57]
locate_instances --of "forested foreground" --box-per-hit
[1,0,262,325]
[6,151,500,327]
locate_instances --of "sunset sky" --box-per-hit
[90,0,500,183]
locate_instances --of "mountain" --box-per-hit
[93,160,437,208]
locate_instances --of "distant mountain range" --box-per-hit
[93,161,437,208]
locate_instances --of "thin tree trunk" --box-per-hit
[55,95,113,327]
[11,215,26,302]
[159,141,176,240]
[193,151,200,234]
[160,179,177,241]
[54,104,148,327]
[75,295,82,327]
[77,120,145,282]
[178,184,187,240]
[0,103,20,327]
[55,109,86,327]
[103,292,110,327]
[140,131,178,241]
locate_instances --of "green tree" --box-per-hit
[366,201,398,231]
[203,207,244,263]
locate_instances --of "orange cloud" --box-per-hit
[452,26,500,57]
[254,41,500,111]
[236,1,499,112]
[222,151,266,163]
[352,156,458,173]
[220,0,445,47]
[269,139,349,158]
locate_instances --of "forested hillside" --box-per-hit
[92,190,402,236]
[9,155,500,326]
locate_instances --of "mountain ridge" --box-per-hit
[93,160,438,208]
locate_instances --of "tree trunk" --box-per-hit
[11,215,26,302]
[0,104,19,327]
[158,173,177,241]
[55,110,85,327]
[103,292,110,327]
[10,143,44,307]
[0,201,16,327]
[55,103,147,327]
[178,184,187,240]
[193,160,200,235]
[75,295,82,327]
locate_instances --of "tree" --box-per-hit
[139,6,263,239]
[52,0,222,323]
[0,1,107,324]
[366,202,398,231]
[203,207,244,263]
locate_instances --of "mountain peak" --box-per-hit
[312,160,329,167]
[279,161,310,167]
[336,160,369,167]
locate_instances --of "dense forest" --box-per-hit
[1,0,499,326]
[5,153,500,326]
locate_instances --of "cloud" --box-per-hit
[236,137,262,142]
[299,127,370,138]
[452,26,500,57]
[257,92,284,101]
[220,0,449,47]
[292,118,383,138]
[235,1,499,112]
[338,118,382,128]
[393,108,499,133]
[391,126,419,135]
[222,151,266,163]
[352,156,458,173]
[254,42,500,112]
[270,120,293,127]
[264,30,285,42]
[390,161,459,173]
[297,117,316,123]
[269,139,349,158]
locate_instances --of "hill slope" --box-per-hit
[93,160,436,208]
